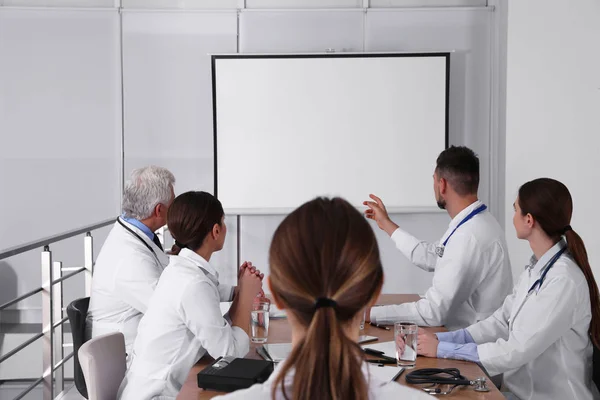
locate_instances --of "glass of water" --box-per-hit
[359,310,366,332]
[394,322,418,368]
[250,302,270,343]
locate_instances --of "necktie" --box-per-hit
[152,234,164,252]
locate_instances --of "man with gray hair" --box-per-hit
[86,166,176,359]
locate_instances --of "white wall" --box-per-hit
[505,0,600,278]
[235,6,498,293]
[121,10,240,286]
[0,8,122,323]
[0,1,502,299]
[124,5,499,292]
[0,0,503,382]
[0,8,121,249]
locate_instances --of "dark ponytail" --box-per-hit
[564,229,600,347]
[519,178,600,347]
[166,191,224,255]
[269,198,383,400]
[168,242,185,256]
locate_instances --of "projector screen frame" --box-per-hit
[211,52,450,215]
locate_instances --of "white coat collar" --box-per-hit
[448,200,484,229]
[526,239,567,277]
[177,248,219,280]
[117,217,169,267]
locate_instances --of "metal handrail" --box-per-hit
[0,332,44,364]
[62,266,86,272]
[0,218,169,398]
[52,266,86,285]
[0,219,108,399]
[0,219,173,398]
[53,352,74,372]
[0,287,44,311]
[53,316,69,330]
[0,265,86,311]
[0,218,114,260]
[14,377,44,400]
[0,319,70,363]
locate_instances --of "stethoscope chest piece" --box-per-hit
[472,377,490,392]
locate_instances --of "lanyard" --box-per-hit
[435,204,487,258]
[528,246,567,294]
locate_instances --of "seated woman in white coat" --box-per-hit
[417,178,600,400]
[118,191,264,400]
[215,197,431,400]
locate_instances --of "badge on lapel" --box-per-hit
[435,246,445,258]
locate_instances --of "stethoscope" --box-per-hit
[116,217,161,262]
[527,246,567,294]
[509,246,567,328]
[405,368,490,395]
[435,204,487,258]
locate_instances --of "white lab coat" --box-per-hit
[371,201,513,330]
[213,362,432,400]
[467,240,597,400]
[118,248,248,400]
[86,218,170,360]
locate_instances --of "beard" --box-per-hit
[436,197,446,210]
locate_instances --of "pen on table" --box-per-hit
[369,322,390,331]
[392,368,406,381]
[364,348,385,356]
[256,346,273,362]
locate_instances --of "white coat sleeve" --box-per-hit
[218,284,235,302]
[371,232,484,327]
[114,253,162,314]
[476,275,580,376]
[390,228,440,273]
[179,280,250,359]
[466,289,514,344]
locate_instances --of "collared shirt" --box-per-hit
[121,213,155,241]
[118,248,246,400]
[371,200,513,330]
[436,329,479,362]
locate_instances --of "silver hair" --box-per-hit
[122,166,176,220]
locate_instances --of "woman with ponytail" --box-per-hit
[216,197,430,400]
[417,178,600,400]
[118,191,264,399]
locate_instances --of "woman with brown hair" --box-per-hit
[417,178,600,400]
[216,197,430,400]
[118,191,264,400]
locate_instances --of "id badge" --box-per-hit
[435,245,445,258]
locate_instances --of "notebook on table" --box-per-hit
[197,356,274,392]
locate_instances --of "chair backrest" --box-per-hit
[78,332,127,400]
[67,297,90,399]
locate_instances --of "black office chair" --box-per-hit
[67,297,90,399]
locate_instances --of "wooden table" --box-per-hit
[178,294,503,399]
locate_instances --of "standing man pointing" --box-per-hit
[365,146,513,330]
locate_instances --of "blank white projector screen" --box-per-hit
[212,54,448,213]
